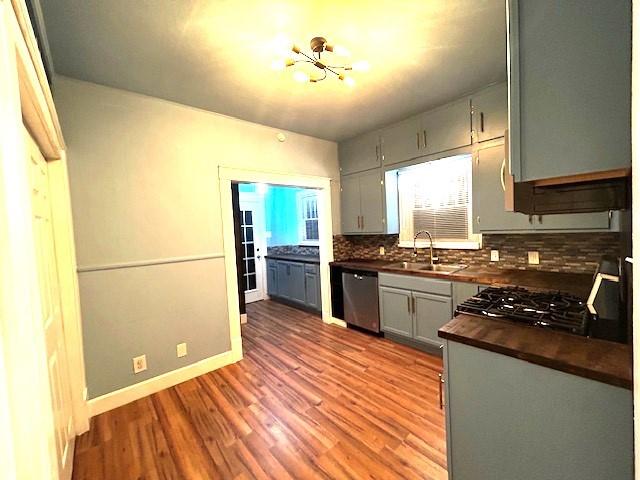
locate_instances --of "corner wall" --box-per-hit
[53,76,339,399]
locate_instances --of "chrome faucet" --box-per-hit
[413,230,438,266]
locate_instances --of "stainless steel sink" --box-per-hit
[387,262,467,274]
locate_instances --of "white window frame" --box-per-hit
[396,154,482,250]
[297,191,320,246]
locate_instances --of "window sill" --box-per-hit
[398,240,481,250]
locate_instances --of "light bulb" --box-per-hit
[293,71,310,83]
[271,59,286,71]
[351,60,370,72]
[344,76,356,87]
[333,44,350,56]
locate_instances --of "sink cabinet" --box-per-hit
[379,273,453,347]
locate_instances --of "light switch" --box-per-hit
[379,246,385,255]
[133,354,147,374]
[490,250,499,262]
[177,343,187,358]
[528,251,540,265]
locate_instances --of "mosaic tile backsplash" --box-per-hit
[267,245,320,256]
[333,233,620,274]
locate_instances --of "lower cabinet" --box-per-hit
[267,258,321,312]
[379,273,453,347]
[443,340,633,480]
[413,292,453,346]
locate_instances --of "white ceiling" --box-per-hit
[40,0,506,141]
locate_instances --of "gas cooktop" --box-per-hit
[456,286,590,336]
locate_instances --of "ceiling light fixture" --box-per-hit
[274,36,367,86]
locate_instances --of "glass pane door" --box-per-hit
[240,210,257,292]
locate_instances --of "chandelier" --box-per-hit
[272,36,369,86]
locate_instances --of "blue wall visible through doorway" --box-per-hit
[239,183,317,247]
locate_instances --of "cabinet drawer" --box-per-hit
[379,273,452,296]
[305,263,319,274]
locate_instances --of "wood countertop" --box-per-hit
[438,314,632,390]
[330,259,594,298]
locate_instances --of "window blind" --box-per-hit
[398,155,472,244]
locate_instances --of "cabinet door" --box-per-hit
[339,131,381,175]
[288,262,306,304]
[472,83,507,143]
[379,286,413,338]
[452,282,481,310]
[472,143,533,232]
[413,292,453,348]
[276,261,290,299]
[358,169,384,234]
[534,212,610,231]
[421,98,472,155]
[380,115,422,166]
[305,272,320,310]
[340,173,362,234]
[267,262,278,296]
[509,0,631,181]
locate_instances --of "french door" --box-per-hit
[239,194,267,303]
[26,128,74,479]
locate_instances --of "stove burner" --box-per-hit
[456,287,590,336]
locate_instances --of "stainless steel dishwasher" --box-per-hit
[342,270,380,333]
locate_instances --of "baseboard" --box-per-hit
[330,317,347,328]
[87,349,238,417]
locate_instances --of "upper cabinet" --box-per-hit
[380,98,472,166]
[340,169,386,234]
[418,97,472,156]
[507,0,631,182]
[473,141,613,233]
[471,83,507,143]
[339,130,381,176]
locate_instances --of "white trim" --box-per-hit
[219,167,334,339]
[331,317,347,328]
[87,349,238,417]
[77,253,225,273]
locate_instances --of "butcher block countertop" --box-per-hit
[330,259,594,298]
[330,259,631,388]
[439,314,632,390]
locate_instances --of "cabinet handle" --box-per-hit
[423,130,427,148]
[500,159,506,192]
[407,296,411,314]
[375,144,379,161]
[416,132,421,149]
[528,215,533,224]
[361,216,365,229]
[438,372,445,409]
[538,215,543,224]
[480,112,485,132]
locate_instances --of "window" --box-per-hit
[397,154,480,249]
[298,191,319,245]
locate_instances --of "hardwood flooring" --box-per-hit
[72,300,447,479]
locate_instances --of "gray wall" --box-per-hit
[54,76,339,398]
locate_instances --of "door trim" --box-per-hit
[219,167,336,363]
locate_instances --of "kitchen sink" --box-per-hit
[386,262,467,274]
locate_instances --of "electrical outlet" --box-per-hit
[490,250,500,262]
[133,354,147,374]
[379,246,385,255]
[528,251,540,265]
[177,342,188,358]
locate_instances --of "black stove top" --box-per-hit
[456,286,590,336]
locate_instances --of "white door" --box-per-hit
[239,194,267,304]
[26,128,74,480]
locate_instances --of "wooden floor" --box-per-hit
[72,300,447,479]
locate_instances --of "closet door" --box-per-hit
[26,128,74,479]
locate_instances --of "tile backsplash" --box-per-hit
[267,245,320,256]
[333,233,620,274]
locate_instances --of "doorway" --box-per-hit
[219,167,337,363]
